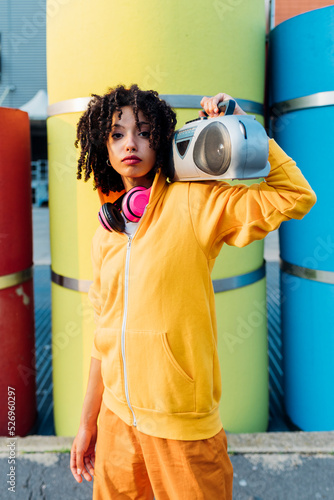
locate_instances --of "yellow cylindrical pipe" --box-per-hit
[47,0,267,435]
[47,2,265,105]
[212,241,268,432]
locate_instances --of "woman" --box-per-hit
[70,85,316,499]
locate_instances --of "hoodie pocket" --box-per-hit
[95,328,126,403]
[126,330,195,413]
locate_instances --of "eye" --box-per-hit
[139,130,150,138]
[111,132,123,139]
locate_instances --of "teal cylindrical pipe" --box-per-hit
[269,6,334,430]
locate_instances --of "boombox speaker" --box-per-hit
[170,100,270,181]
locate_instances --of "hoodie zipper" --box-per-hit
[120,204,148,426]
[121,234,137,426]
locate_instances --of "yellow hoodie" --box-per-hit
[88,139,316,441]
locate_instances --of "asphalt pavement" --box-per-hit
[1,433,334,499]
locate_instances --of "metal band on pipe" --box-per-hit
[0,266,33,291]
[52,263,266,295]
[161,95,264,115]
[47,95,264,118]
[213,261,266,293]
[271,91,334,117]
[280,259,334,285]
[47,97,91,117]
[51,270,92,293]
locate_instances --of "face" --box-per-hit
[106,106,157,191]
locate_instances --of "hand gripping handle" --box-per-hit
[217,99,236,115]
[202,99,236,117]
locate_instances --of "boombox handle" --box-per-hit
[217,99,236,115]
[202,99,235,117]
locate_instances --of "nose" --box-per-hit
[126,132,137,152]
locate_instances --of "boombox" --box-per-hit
[170,100,270,181]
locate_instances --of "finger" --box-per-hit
[84,455,95,477]
[70,447,76,471]
[70,453,83,483]
[215,93,234,115]
[201,95,224,117]
[70,448,79,478]
[201,97,215,116]
[72,470,83,483]
[76,450,85,478]
[212,95,222,114]
[212,96,222,115]
[209,106,218,117]
[70,464,82,482]
[81,465,93,482]
[203,100,214,117]
[198,110,206,117]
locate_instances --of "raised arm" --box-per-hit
[188,93,317,258]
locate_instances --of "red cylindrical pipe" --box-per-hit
[0,107,37,436]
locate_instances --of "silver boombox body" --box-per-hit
[170,101,270,181]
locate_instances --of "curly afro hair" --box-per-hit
[75,84,177,194]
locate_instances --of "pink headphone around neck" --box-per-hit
[98,185,151,233]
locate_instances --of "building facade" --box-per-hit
[274,0,334,26]
[0,0,47,109]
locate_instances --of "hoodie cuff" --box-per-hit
[268,138,293,171]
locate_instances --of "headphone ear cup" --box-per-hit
[98,203,125,233]
[122,186,151,222]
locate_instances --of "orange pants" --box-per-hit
[93,402,233,500]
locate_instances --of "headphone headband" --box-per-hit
[98,185,151,232]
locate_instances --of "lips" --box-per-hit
[122,155,142,165]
